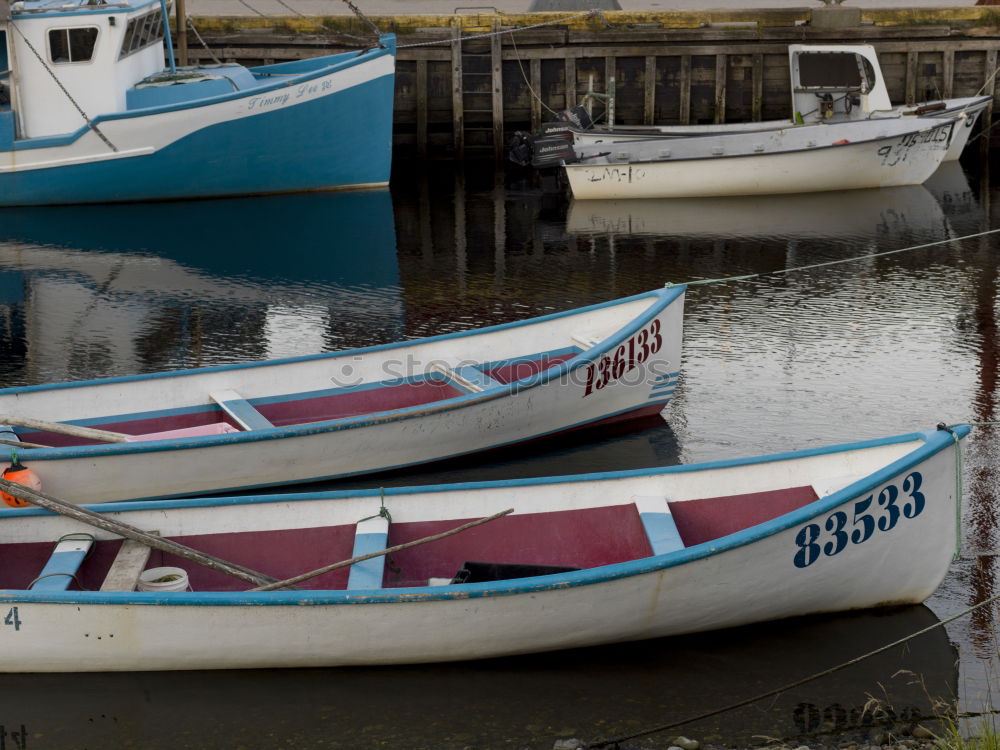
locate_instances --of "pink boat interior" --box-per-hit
[2,486,819,593]
[11,349,585,448]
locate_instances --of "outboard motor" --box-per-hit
[507,129,577,169]
[556,105,594,131]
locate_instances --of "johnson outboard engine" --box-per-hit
[507,129,577,168]
[507,106,594,168]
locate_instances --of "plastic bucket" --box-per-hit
[137,567,190,592]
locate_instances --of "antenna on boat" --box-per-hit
[159,0,177,73]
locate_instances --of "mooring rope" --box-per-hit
[186,16,224,64]
[664,226,1000,289]
[337,0,382,38]
[590,587,1000,749]
[509,30,562,119]
[588,420,1000,749]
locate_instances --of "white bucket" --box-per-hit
[137,567,190,592]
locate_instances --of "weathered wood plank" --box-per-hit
[451,24,464,159]
[644,55,656,125]
[416,59,428,159]
[606,55,616,126]
[100,534,158,592]
[752,52,763,121]
[714,53,727,124]
[530,58,542,131]
[491,20,504,160]
[906,49,918,105]
[565,56,576,109]
[943,48,954,99]
[679,54,691,125]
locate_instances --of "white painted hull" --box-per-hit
[0,288,685,503]
[566,119,954,199]
[571,88,990,165]
[0,426,964,671]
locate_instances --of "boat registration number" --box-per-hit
[582,319,662,397]
[792,471,926,569]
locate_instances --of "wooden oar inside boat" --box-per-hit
[0,478,281,587]
[0,416,131,444]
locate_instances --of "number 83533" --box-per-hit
[793,471,927,569]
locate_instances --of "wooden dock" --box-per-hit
[177,7,1000,160]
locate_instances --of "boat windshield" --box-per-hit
[797,52,874,94]
[119,7,164,59]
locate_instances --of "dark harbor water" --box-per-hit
[0,159,997,749]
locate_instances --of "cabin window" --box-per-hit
[797,52,872,94]
[49,27,99,64]
[118,8,166,59]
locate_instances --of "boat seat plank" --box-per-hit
[431,364,502,393]
[633,496,685,556]
[100,533,158,591]
[31,537,94,591]
[811,475,861,498]
[209,389,274,431]
[346,516,390,590]
[571,332,601,350]
[452,365,503,392]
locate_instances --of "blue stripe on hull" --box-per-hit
[0,72,395,206]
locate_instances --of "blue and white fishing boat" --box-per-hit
[0,424,967,671]
[0,0,395,206]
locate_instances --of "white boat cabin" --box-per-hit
[789,44,893,123]
[0,0,176,142]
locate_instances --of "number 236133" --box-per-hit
[583,319,662,397]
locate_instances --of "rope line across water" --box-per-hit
[665,227,1000,289]
[590,589,1000,749]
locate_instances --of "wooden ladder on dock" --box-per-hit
[451,20,504,161]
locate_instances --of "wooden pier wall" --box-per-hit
[180,8,1000,161]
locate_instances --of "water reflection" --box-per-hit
[0,190,403,383]
[565,185,949,243]
[0,607,956,750]
[925,161,987,237]
[0,163,994,734]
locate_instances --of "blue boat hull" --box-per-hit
[0,51,395,205]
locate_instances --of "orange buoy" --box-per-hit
[1,457,41,508]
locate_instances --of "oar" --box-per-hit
[249,508,515,592]
[0,416,131,444]
[0,478,283,588]
[0,438,50,450]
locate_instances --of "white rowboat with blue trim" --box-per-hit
[0,425,966,672]
[0,287,685,505]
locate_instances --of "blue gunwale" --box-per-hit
[0,425,968,606]
[0,286,685,463]
[9,35,396,152]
